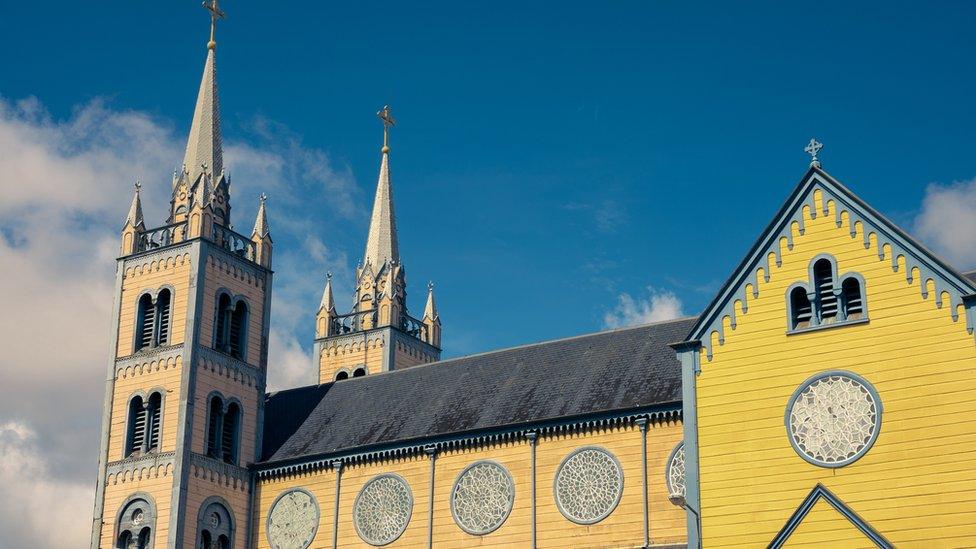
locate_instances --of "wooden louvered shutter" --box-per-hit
[147,393,161,451]
[221,404,239,463]
[137,294,155,351]
[155,290,171,346]
[207,398,223,458]
[843,278,864,318]
[229,302,246,359]
[814,259,837,321]
[127,396,146,456]
[215,294,231,352]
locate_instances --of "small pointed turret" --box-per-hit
[423,281,442,348]
[120,182,146,256]
[124,182,145,229]
[251,193,273,268]
[316,273,339,339]
[363,106,400,272]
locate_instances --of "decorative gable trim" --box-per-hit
[768,484,892,548]
[688,167,976,360]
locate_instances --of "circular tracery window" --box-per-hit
[267,488,319,549]
[353,474,413,546]
[786,371,882,467]
[666,442,685,501]
[451,461,515,535]
[553,447,624,525]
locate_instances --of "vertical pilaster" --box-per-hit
[637,417,649,548]
[526,431,538,549]
[332,460,343,549]
[425,446,437,549]
[672,341,703,549]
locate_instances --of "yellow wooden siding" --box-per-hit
[182,471,251,549]
[107,355,183,459]
[695,190,976,547]
[253,422,686,548]
[101,465,174,548]
[200,255,268,370]
[117,254,192,356]
[190,365,261,461]
[319,336,386,382]
[781,499,877,548]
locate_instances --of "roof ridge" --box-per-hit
[271,315,699,393]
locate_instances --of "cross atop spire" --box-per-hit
[203,0,226,50]
[377,105,395,154]
[805,138,823,168]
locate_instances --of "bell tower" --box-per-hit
[315,106,442,382]
[90,3,273,547]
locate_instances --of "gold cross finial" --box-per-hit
[203,0,226,50]
[377,105,395,153]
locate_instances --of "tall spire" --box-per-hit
[124,181,145,228]
[182,0,225,187]
[363,106,400,271]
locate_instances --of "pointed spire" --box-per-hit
[423,281,438,320]
[320,273,336,313]
[363,106,400,271]
[182,4,224,189]
[252,193,270,238]
[124,181,145,228]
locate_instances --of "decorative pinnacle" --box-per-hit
[377,105,395,153]
[203,0,225,50]
[805,138,823,168]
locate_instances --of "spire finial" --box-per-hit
[805,138,823,168]
[134,180,141,193]
[377,105,395,154]
[203,0,225,50]
[259,192,268,205]
[428,280,434,291]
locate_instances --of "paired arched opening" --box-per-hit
[135,289,172,352]
[206,394,241,465]
[125,391,162,457]
[116,496,155,549]
[197,498,234,549]
[215,292,248,360]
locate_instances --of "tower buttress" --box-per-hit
[315,106,442,383]
[92,4,271,548]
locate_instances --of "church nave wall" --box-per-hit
[253,418,686,548]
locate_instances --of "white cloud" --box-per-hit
[603,287,684,329]
[914,177,976,269]
[0,422,93,549]
[0,96,359,546]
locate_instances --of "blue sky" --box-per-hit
[3,1,975,357]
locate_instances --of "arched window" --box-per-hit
[126,392,163,457]
[790,287,813,330]
[221,402,240,464]
[842,277,864,320]
[197,499,234,549]
[353,367,366,378]
[335,371,349,381]
[155,289,171,346]
[136,294,155,351]
[116,497,154,549]
[206,395,224,459]
[215,293,232,353]
[229,301,247,360]
[126,395,145,457]
[813,258,838,324]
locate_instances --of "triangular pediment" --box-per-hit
[687,166,976,359]
[769,484,891,548]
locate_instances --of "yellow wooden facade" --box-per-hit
[253,420,687,549]
[677,168,976,547]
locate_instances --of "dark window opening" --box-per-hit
[813,259,838,324]
[215,294,232,353]
[352,367,366,377]
[842,277,864,320]
[155,289,171,346]
[146,392,162,452]
[126,396,145,457]
[790,287,813,330]
[206,396,223,459]
[221,402,240,464]
[335,371,349,381]
[136,294,155,351]
[229,302,247,359]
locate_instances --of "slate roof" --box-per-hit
[259,316,696,466]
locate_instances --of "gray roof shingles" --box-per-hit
[260,316,696,465]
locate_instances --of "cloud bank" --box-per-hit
[913,177,976,269]
[603,286,684,329]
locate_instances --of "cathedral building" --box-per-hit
[90,4,976,548]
